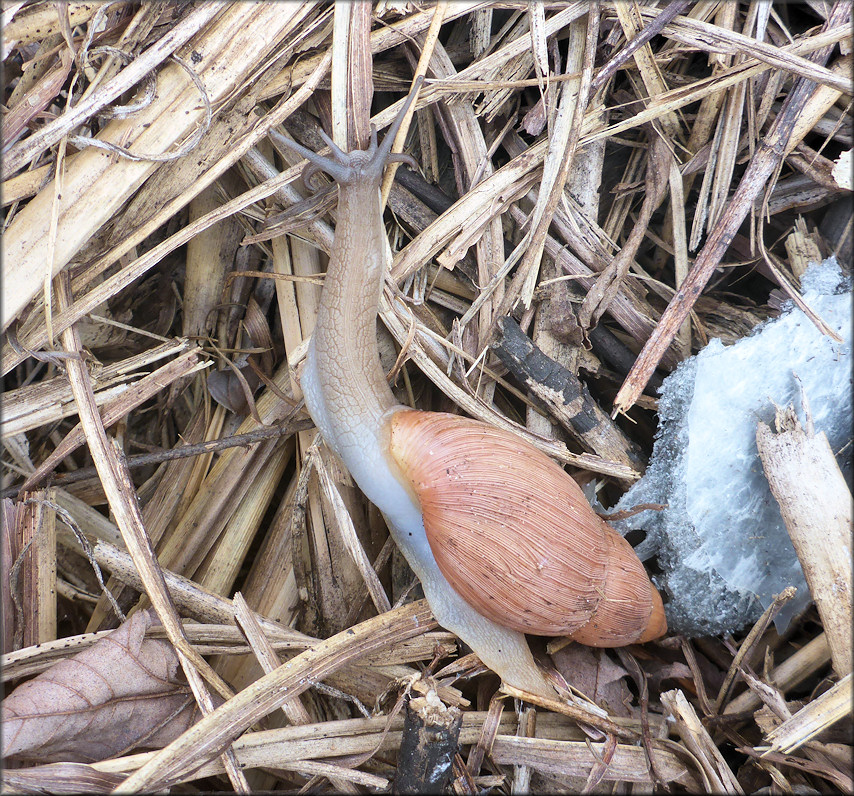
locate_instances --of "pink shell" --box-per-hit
[388,410,666,644]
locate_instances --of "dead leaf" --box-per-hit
[207,365,261,416]
[522,96,547,136]
[3,610,201,763]
[552,644,635,718]
[1,761,126,794]
[642,660,694,694]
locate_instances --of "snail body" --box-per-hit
[281,80,665,698]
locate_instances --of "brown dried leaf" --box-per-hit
[551,644,635,718]
[521,96,547,136]
[1,761,126,795]
[642,660,694,695]
[3,610,200,763]
[207,365,261,416]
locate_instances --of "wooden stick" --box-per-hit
[393,680,463,795]
[492,316,644,477]
[756,404,852,678]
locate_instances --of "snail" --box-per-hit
[280,79,666,698]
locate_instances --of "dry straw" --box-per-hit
[2,2,851,793]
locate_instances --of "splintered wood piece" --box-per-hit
[661,688,744,795]
[393,681,463,795]
[757,404,853,678]
[16,490,57,647]
[762,673,852,756]
[724,633,832,717]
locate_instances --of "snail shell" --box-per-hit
[387,410,666,645]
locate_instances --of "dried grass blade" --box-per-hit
[232,601,362,796]
[116,601,437,792]
[193,439,292,597]
[2,51,73,150]
[51,273,247,791]
[2,3,224,180]
[19,348,208,492]
[724,633,832,717]
[16,490,57,647]
[2,3,310,334]
[587,25,851,145]
[314,448,392,615]
[500,683,637,742]
[233,592,312,726]
[489,734,693,787]
[661,689,744,794]
[762,673,852,755]
[517,9,597,310]
[3,2,125,52]
[636,4,853,94]
[50,709,665,782]
[612,0,850,415]
[1,46,334,378]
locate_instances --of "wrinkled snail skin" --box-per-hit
[283,82,665,699]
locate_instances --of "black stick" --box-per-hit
[393,689,463,795]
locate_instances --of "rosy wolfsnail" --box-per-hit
[280,80,666,698]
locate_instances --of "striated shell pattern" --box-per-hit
[388,410,666,644]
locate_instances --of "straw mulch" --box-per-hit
[2,2,851,793]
